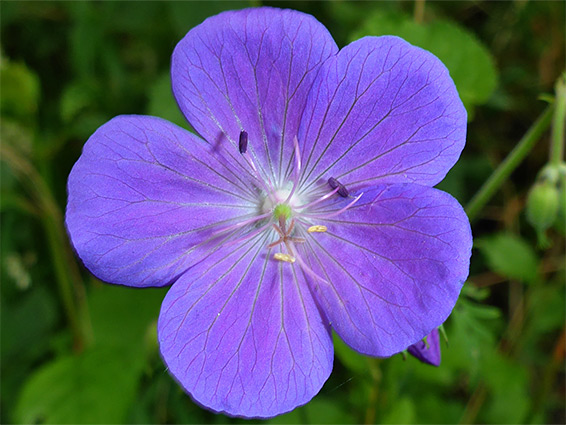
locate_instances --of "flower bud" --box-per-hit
[407,328,441,367]
[526,166,561,247]
[526,181,559,231]
[555,166,566,235]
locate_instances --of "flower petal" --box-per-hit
[407,328,441,366]
[301,184,471,357]
[171,7,338,186]
[66,115,259,287]
[158,234,333,418]
[298,36,466,192]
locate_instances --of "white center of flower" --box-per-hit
[261,187,302,215]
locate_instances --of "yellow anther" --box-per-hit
[307,225,327,233]
[273,253,295,263]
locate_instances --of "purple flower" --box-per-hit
[65,7,471,419]
[407,328,442,366]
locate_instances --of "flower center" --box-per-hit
[234,131,363,274]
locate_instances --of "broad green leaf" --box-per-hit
[13,285,166,424]
[0,55,40,123]
[14,346,144,424]
[60,80,98,124]
[476,233,540,284]
[88,283,166,348]
[350,10,498,118]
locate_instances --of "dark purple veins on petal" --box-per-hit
[239,130,248,154]
[328,177,349,197]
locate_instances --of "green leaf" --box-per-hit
[14,346,145,424]
[60,80,98,124]
[88,283,166,348]
[476,233,540,284]
[0,55,40,123]
[13,285,166,424]
[350,10,498,119]
[446,295,502,383]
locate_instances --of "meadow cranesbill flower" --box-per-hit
[66,7,472,418]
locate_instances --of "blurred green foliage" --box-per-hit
[350,9,497,118]
[1,1,564,424]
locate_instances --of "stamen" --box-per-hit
[295,186,339,211]
[238,130,248,154]
[284,136,302,203]
[224,222,272,248]
[307,225,327,233]
[302,192,364,219]
[288,241,328,283]
[211,212,271,237]
[274,253,295,263]
[328,177,349,197]
[237,130,276,202]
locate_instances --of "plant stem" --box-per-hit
[466,104,554,221]
[364,358,381,424]
[0,143,92,351]
[550,74,565,166]
[414,0,426,24]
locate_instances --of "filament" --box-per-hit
[294,186,339,211]
[300,193,364,219]
[224,222,272,248]
[288,241,328,284]
[284,136,302,204]
[211,212,271,237]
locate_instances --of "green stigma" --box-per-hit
[273,204,292,220]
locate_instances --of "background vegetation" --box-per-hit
[1,1,564,423]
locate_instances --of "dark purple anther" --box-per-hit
[239,130,248,154]
[328,177,349,197]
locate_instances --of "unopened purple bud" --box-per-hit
[239,130,248,154]
[407,328,441,367]
[328,177,349,197]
